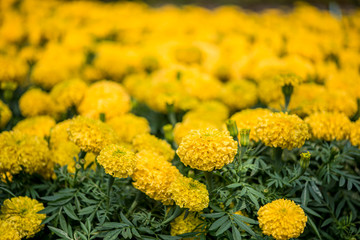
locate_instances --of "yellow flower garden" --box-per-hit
[0,0,360,239]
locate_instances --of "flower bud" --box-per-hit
[99,113,106,122]
[240,129,251,147]
[226,119,238,139]
[188,170,195,178]
[75,163,82,170]
[300,151,311,170]
[163,124,174,142]
[79,158,85,165]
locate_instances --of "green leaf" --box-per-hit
[301,182,309,206]
[120,212,134,227]
[232,225,241,240]
[301,205,323,219]
[321,218,333,228]
[209,215,229,231]
[75,231,87,240]
[201,212,225,218]
[215,220,231,236]
[64,204,80,221]
[104,229,122,240]
[233,217,256,236]
[307,216,322,240]
[41,213,57,225]
[38,206,59,214]
[227,183,242,188]
[48,226,72,240]
[79,205,97,215]
[339,176,345,187]
[159,235,182,240]
[232,214,258,225]
[59,213,67,232]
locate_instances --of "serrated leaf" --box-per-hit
[120,212,133,227]
[321,218,333,228]
[233,218,256,236]
[41,213,57,225]
[232,214,258,225]
[339,176,345,187]
[38,206,59,214]
[104,229,122,240]
[59,213,67,233]
[48,226,72,240]
[64,204,80,221]
[75,231,87,240]
[215,220,231,236]
[232,225,241,240]
[227,183,242,188]
[209,215,228,231]
[79,205,97,215]
[201,212,225,218]
[307,216,322,240]
[301,182,309,206]
[159,234,182,240]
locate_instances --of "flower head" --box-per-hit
[176,128,237,171]
[350,120,360,147]
[255,112,310,150]
[305,112,351,141]
[132,151,181,205]
[257,199,307,240]
[170,175,209,212]
[132,134,175,161]
[170,211,203,237]
[220,79,258,110]
[98,144,136,178]
[0,100,12,129]
[13,116,56,138]
[0,196,46,239]
[68,116,119,154]
[0,220,21,240]
[174,119,217,145]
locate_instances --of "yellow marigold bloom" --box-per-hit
[0,100,12,129]
[257,199,307,240]
[132,151,181,205]
[0,196,46,239]
[0,220,21,240]
[0,55,27,85]
[255,113,310,150]
[78,80,131,120]
[49,119,73,149]
[132,133,175,161]
[19,88,59,118]
[173,119,217,145]
[350,120,360,147]
[170,175,209,212]
[230,108,273,142]
[13,116,56,138]
[305,112,351,141]
[98,144,136,178]
[170,211,203,237]
[220,79,258,110]
[0,131,50,175]
[67,116,119,154]
[50,78,88,109]
[176,128,237,171]
[107,113,150,143]
[274,73,303,86]
[183,101,229,127]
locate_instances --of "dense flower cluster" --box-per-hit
[170,212,203,236]
[257,199,307,240]
[0,196,46,239]
[255,113,310,150]
[177,128,238,171]
[13,116,56,138]
[0,100,12,129]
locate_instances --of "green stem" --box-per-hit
[272,147,283,172]
[126,191,141,217]
[289,168,306,183]
[107,175,115,210]
[204,172,214,194]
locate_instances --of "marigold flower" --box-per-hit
[13,116,56,138]
[170,211,203,237]
[50,78,88,110]
[78,80,131,120]
[107,113,150,143]
[350,120,360,147]
[67,116,119,154]
[257,199,307,240]
[0,100,12,129]
[0,196,46,239]
[220,79,258,110]
[98,144,136,178]
[19,88,59,118]
[173,119,217,145]
[230,108,273,142]
[0,220,21,240]
[255,112,310,150]
[0,131,50,176]
[305,112,351,141]
[132,133,175,161]
[170,175,209,212]
[132,151,181,205]
[176,128,237,171]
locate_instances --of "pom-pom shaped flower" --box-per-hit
[13,116,56,138]
[0,220,20,240]
[305,112,351,141]
[170,211,203,237]
[170,175,209,212]
[230,108,272,142]
[132,133,175,161]
[19,88,59,118]
[255,113,310,150]
[97,144,136,178]
[0,131,50,175]
[67,116,119,154]
[78,80,131,120]
[176,128,237,171]
[132,151,181,205]
[0,196,46,239]
[173,119,217,145]
[257,199,307,240]
[350,120,360,147]
[50,78,88,110]
[107,113,150,143]
[0,100,12,129]
[220,79,258,110]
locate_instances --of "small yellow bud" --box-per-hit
[163,124,174,142]
[300,152,311,170]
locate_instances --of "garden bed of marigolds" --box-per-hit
[0,0,360,239]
